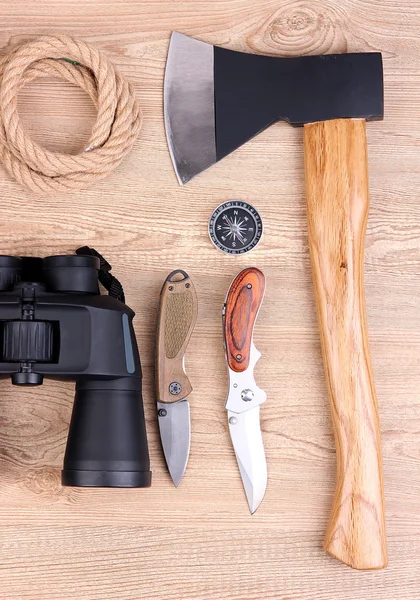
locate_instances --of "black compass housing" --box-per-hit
[208,201,263,255]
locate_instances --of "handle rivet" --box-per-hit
[169,382,182,395]
[229,416,238,425]
[236,354,242,360]
[185,283,190,288]
[158,408,167,417]
[241,389,254,402]
[168,286,174,291]
[247,283,252,289]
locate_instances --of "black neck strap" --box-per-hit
[76,246,125,303]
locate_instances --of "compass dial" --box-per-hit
[208,201,263,255]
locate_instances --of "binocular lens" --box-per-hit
[0,256,22,291]
[44,255,100,294]
[62,381,152,488]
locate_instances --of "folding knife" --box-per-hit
[223,267,267,513]
[156,269,198,487]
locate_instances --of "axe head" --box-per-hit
[164,32,384,185]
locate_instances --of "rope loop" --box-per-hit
[0,35,142,193]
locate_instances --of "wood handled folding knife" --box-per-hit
[156,269,198,487]
[223,267,267,513]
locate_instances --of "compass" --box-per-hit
[208,201,263,255]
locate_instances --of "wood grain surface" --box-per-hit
[0,1,419,599]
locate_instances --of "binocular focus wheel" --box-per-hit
[2,321,54,362]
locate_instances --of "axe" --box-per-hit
[164,32,387,570]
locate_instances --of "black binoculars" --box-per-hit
[0,251,151,488]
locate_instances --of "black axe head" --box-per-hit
[164,32,384,185]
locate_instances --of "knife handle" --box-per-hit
[156,270,198,404]
[304,118,387,570]
[224,268,265,373]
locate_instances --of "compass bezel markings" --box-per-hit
[208,201,263,255]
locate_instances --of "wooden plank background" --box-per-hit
[0,1,419,598]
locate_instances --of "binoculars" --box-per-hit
[0,251,151,487]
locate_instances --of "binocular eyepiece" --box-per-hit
[0,256,25,291]
[0,253,101,294]
[0,250,151,489]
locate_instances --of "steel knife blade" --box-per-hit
[223,267,267,513]
[156,269,198,486]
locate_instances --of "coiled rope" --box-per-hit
[0,35,142,193]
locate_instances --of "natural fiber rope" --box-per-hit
[0,35,142,193]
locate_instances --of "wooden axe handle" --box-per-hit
[304,118,388,570]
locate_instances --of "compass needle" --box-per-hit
[236,229,246,244]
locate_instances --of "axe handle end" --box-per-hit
[304,118,388,570]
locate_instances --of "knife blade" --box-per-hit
[156,269,198,486]
[223,267,267,514]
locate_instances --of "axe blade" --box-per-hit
[164,32,384,185]
[164,32,216,185]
